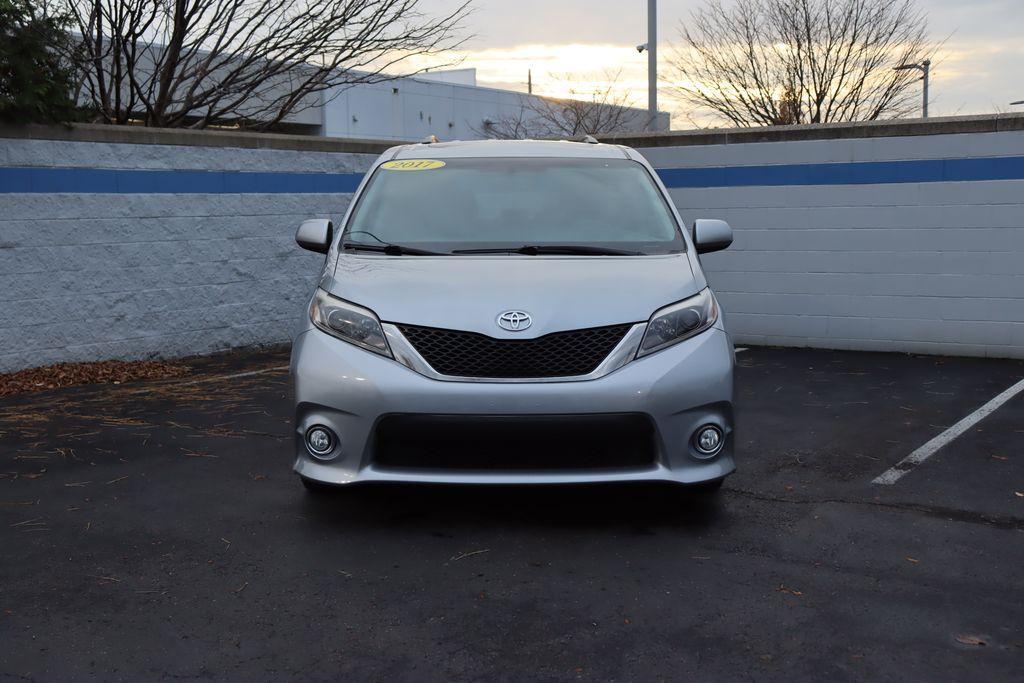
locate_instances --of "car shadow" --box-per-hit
[297,481,730,534]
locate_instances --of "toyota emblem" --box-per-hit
[497,310,532,331]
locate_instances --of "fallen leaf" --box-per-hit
[905,557,920,564]
[991,455,1008,461]
[776,585,803,596]
[0,358,190,398]
[955,634,986,647]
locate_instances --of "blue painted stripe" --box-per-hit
[0,166,364,193]
[656,155,1024,188]
[2,155,1024,193]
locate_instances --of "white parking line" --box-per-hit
[873,377,1024,485]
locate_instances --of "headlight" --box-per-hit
[637,288,718,357]
[309,288,391,357]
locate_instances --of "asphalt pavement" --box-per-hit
[1,346,1022,680]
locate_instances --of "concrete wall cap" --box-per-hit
[5,113,1023,153]
[597,113,1024,148]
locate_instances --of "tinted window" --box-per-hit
[345,157,683,254]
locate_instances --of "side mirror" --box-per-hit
[296,219,333,254]
[692,219,733,254]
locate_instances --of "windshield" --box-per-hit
[343,157,684,255]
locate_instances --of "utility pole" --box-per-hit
[922,58,930,118]
[527,69,532,95]
[647,0,657,130]
[894,58,930,118]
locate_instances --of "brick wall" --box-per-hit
[2,116,1023,371]
[0,127,386,371]
[610,117,1024,359]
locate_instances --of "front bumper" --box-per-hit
[291,324,735,486]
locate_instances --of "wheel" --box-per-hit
[300,476,337,495]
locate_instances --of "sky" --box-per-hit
[408,0,1024,127]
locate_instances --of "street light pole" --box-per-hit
[647,0,657,130]
[922,58,930,118]
[894,59,930,118]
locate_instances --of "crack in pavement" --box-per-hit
[727,487,1024,530]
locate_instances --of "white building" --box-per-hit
[76,34,668,140]
[311,69,669,141]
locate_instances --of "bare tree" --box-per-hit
[668,0,934,127]
[60,0,471,129]
[477,71,643,139]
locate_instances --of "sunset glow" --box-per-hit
[406,44,654,101]
[398,33,1022,128]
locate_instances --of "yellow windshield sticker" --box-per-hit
[381,159,446,171]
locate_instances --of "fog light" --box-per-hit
[693,425,723,457]
[305,426,335,458]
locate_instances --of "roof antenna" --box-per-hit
[583,134,599,144]
[422,134,439,144]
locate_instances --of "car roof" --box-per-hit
[388,139,631,160]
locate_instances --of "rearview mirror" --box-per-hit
[296,219,333,254]
[692,219,733,254]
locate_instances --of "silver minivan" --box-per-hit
[291,139,735,494]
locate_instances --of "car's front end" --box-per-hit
[292,285,734,487]
[290,140,736,491]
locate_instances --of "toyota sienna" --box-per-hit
[290,139,735,493]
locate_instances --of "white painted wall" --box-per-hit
[0,136,376,372]
[2,118,1022,372]
[632,130,1024,358]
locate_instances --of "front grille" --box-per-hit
[374,414,657,471]
[396,323,633,378]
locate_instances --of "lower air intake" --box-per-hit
[373,414,658,471]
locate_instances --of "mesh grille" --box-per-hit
[396,323,633,378]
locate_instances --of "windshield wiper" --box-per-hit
[452,244,644,256]
[341,241,445,256]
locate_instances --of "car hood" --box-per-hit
[325,254,699,338]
